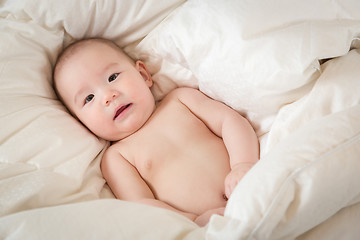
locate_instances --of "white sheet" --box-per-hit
[1,0,360,239]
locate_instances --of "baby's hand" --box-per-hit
[225,162,254,198]
[194,207,225,227]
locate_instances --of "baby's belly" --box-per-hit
[139,138,231,215]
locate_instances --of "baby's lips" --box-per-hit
[113,103,131,120]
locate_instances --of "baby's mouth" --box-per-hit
[114,104,132,120]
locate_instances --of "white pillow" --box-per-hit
[0,0,185,217]
[130,0,360,136]
[1,0,184,47]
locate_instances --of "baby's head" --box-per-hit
[54,38,155,141]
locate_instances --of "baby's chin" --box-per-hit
[96,131,133,142]
[92,121,144,142]
[99,134,124,142]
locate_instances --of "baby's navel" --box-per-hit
[223,194,228,201]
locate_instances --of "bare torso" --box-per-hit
[110,93,231,215]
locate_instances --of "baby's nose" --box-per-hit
[104,91,118,105]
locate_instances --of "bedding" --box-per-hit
[1,0,360,239]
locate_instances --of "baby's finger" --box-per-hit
[225,177,235,198]
[225,183,231,199]
[225,177,234,199]
[230,178,241,197]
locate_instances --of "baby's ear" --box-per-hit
[136,61,153,87]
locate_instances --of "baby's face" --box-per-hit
[55,42,155,141]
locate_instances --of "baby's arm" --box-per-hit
[174,88,259,198]
[100,146,197,221]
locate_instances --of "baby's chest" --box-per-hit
[148,101,211,145]
[128,103,218,169]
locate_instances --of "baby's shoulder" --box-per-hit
[167,87,199,97]
[103,141,123,157]
[101,140,136,166]
[162,87,200,103]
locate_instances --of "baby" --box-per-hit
[54,38,259,226]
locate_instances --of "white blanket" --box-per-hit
[1,0,360,239]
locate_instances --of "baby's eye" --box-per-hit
[85,94,94,104]
[108,73,119,82]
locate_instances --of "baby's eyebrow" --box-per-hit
[102,62,119,75]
